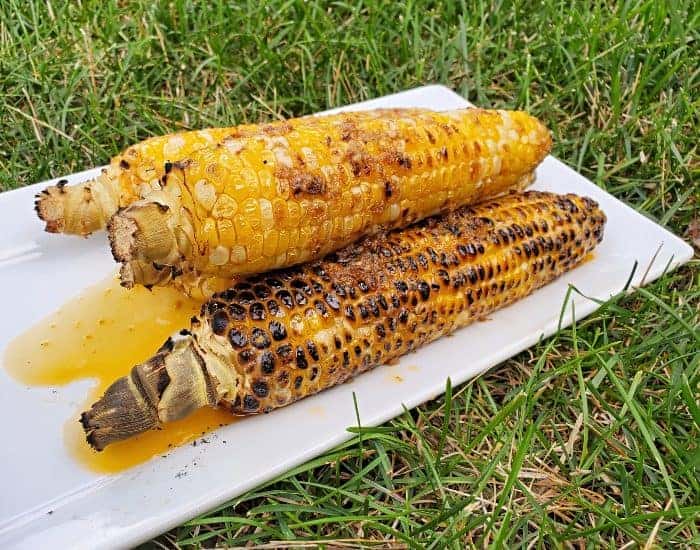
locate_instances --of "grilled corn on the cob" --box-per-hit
[82,191,605,449]
[109,108,551,293]
[35,128,242,235]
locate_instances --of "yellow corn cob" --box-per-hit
[34,127,246,235]
[109,108,551,294]
[81,191,606,449]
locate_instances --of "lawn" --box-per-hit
[1,0,698,547]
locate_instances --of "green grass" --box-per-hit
[2,0,699,547]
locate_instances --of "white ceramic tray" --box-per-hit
[0,85,693,549]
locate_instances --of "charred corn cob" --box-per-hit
[35,127,247,235]
[108,108,551,294]
[82,191,605,449]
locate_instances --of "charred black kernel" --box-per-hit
[384,180,393,198]
[251,328,271,349]
[211,311,229,335]
[487,265,494,279]
[260,351,276,374]
[354,345,362,357]
[378,295,388,310]
[367,297,380,317]
[312,265,327,278]
[466,289,474,305]
[267,300,280,316]
[561,232,568,243]
[525,225,534,237]
[276,290,294,308]
[376,324,386,338]
[294,376,303,389]
[514,246,522,255]
[228,304,246,321]
[307,341,319,361]
[407,257,419,271]
[395,281,408,293]
[358,304,369,319]
[467,268,478,284]
[311,280,323,294]
[250,302,266,321]
[310,367,319,381]
[358,280,369,293]
[379,246,393,258]
[238,349,255,364]
[296,347,308,369]
[427,247,439,263]
[477,244,485,254]
[291,279,310,293]
[325,293,340,310]
[269,321,287,341]
[391,295,400,308]
[164,161,173,174]
[507,226,516,241]
[333,283,346,297]
[417,253,428,269]
[345,305,355,321]
[540,220,549,232]
[253,380,269,397]
[418,281,430,300]
[237,291,255,304]
[438,269,450,285]
[277,344,293,360]
[314,300,328,317]
[119,159,130,169]
[228,328,247,348]
[477,265,486,280]
[523,243,532,258]
[235,282,252,291]
[277,370,290,385]
[388,317,397,331]
[293,290,307,306]
[265,277,283,289]
[342,350,350,366]
[398,310,409,324]
[348,287,357,298]
[410,296,418,307]
[253,285,270,299]
[219,289,236,301]
[243,395,259,411]
[475,288,483,299]
[498,228,510,243]
[334,337,342,349]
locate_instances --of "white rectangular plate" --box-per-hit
[0,85,693,549]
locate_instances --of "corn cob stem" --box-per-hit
[35,128,240,236]
[108,108,551,293]
[82,191,605,450]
